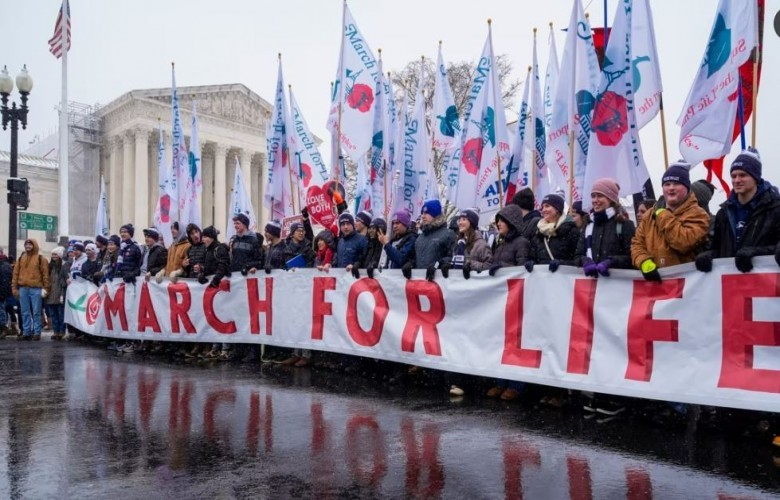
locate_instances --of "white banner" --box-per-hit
[64,258,780,412]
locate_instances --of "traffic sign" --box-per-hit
[18,212,57,232]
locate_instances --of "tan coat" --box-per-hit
[165,238,191,275]
[12,239,50,293]
[631,193,710,269]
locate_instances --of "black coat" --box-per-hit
[518,210,542,241]
[528,219,580,265]
[574,214,636,269]
[711,183,780,258]
[81,259,102,284]
[229,232,265,273]
[265,241,287,270]
[204,240,231,281]
[364,238,384,269]
[144,244,168,276]
[284,238,316,267]
[185,242,208,278]
[0,257,11,301]
[492,205,530,268]
[118,240,143,276]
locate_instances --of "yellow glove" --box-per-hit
[640,259,657,274]
[654,208,667,218]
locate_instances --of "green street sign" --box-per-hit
[18,212,58,232]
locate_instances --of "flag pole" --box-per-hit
[750,5,760,148]
[737,75,747,150]
[59,0,70,237]
[658,94,670,169]
[336,0,346,189]
[531,28,538,198]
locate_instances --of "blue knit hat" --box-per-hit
[662,160,692,191]
[421,199,442,218]
[730,148,762,183]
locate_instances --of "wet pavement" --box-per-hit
[0,339,778,499]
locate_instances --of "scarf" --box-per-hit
[584,207,616,260]
[537,215,567,238]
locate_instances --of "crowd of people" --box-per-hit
[2,150,780,432]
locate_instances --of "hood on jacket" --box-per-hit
[24,238,40,256]
[314,229,337,251]
[420,216,447,235]
[496,205,524,232]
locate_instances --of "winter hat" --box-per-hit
[108,235,121,247]
[232,213,250,228]
[95,235,108,246]
[85,243,98,254]
[51,246,65,258]
[356,210,372,228]
[120,223,135,237]
[458,208,480,230]
[661,160,692,191]
[572,200,587,216]
[289,222,304,234]
[338,213,355,227]
[421,199,442,218]
[691,179,715,213]
[541,193,565,215]
[369,217,387,233]
[265,220,282,238]
[591,177,621,205]
[202,225,219,240]
[391,209,411,229]
[73,242,85,253]
[142,227,160,241]
[511,187,536,211]
[730,148,762,183]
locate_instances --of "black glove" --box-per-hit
[198,273,209,285]
[402,262,413,280]
[351,266,360,279]
[209,277,221,288]
[122,272,136,284]
[462,261,471,280]
[366,266,375,279]
[642,269,662,282]
[524,260,535,273]
[241,265,250,276]
[264,266,272,274]
[488,264,501,277]
[548,260,560,273]
[301,206,309,220]
[439,260,450,279]
[425,265,437,282]
[695,251,714,273]
[735,247,756,273]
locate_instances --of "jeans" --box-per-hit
[19,287,43,336]
[45,304,65,333]
[0,297,7,326]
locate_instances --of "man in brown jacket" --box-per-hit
[11,238,50,340]
[631,162,710,281]
[158,221,191,283]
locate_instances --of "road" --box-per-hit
[0,340,777,499]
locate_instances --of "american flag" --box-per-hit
[48,0,71,59]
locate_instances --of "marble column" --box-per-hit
[239,149,253,199]
[134,128,150,227]
[255,153,267,224]
[214,144,228,236]
[108,136,122,233]
[121,130,135,226]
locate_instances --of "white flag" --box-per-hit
[632,0,663,129]
[583,0,651,210]
[184,101,202,226]
[265,58,294,220]
[526,32,551,203]
[369,60,388,219]
[397,62,429,217]
[432,43,460,152]
[170,65,187,229]
[326,4,380,162]
[289,88,329,190]
[677,0,756,165]
[94,175,108,238]
[544,25,560,131]
[546,0,600,203]
[226,156,257,240]
[152,124,175,246]
[508,66,532,201]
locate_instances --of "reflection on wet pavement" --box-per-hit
[0,342,777,499]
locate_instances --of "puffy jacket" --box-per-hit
[265,240,288,270]
[415,218,453,269]
[0,255,12,300]
[185,241,208,278]
[12,239,49,292]
[336,231,368,268]
[69,254,88,279]
[284,238,316,268]
[364,238,384,269]
[203,240,231,282]
[143,244,168,276]
[492,205,530,268]
[575,212,636,269]
[229,232,265,273]
[710,182,780,258]
[518,210,542,241]
[81,258,102,285]
[384,231,416,269]
[117,240,143,277]
[631,193,710,269]
[528,218,580,265]
[452,231,492,271]
[165,237,191,275]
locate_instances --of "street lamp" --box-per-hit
[0,65,33,259]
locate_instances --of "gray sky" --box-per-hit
[2,0,779,203]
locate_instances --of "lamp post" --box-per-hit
[0,65,33,260]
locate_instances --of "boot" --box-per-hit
[0,325,7,339]
[9,322,19,338]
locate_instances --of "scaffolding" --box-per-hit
[65,101,102,237]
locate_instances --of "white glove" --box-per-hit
[169,269,184,284]
[41,289,48,299]
[154,269,166,284]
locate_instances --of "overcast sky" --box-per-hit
[2,0,779,204]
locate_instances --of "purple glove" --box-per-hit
[582,258,598,278]
[596,258,612,277]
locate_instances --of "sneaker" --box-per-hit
[449,385,465,397]
[107,342,119,351]
[218,351,233,361]
[32,334,41,341]
[583,399,598,413]
[294,357,311,368]
[500,388,520,401]
[121,343,135,353]
[486,386,503,398]
[596,400,625,416]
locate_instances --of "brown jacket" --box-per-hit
[631,193,710,269]
[165,238,191,274]
[12,239,50,292]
